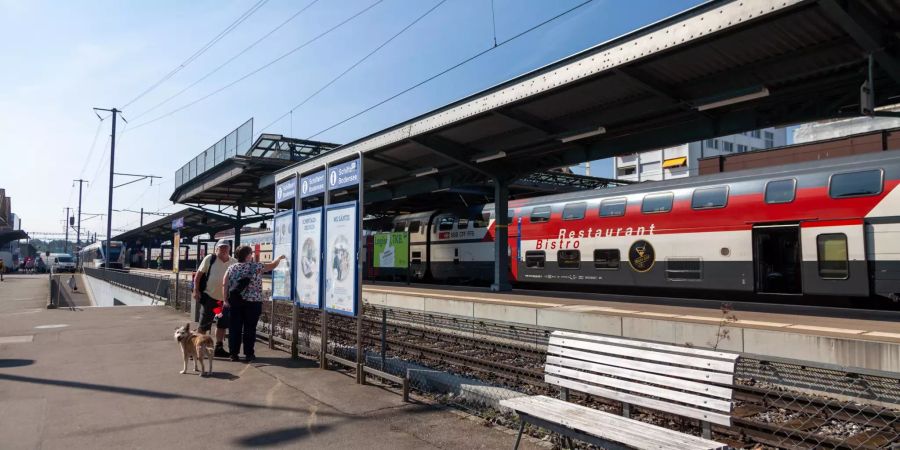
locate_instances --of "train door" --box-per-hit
[752,224,802,294]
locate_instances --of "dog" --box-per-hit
[173,323,214,376]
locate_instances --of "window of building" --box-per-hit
[666,258,702,280]
[691,186,728,209]
[438,217,455,231]
[829,170,883,198]
[562,202,586,220]
[723,142,734,152]
[640,162,656,176]
[557,250,580,269]
[599,198,627,217]
[408,221,421,233]
[817,234,848,279]
[705,139,718,149]
[457,217,469,229]
[765,179,796,204]
[525,251,545,269]
[530,206,551,223]
[594,249,620,269]
[737,144,748,153]
[618,166,636,176]
[764,131,774,148]
[751,130,761,138]
[642,193,674,214]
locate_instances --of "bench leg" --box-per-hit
[513,420,525,450]
[702,421,711,439]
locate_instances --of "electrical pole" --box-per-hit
[63,207,71,254]
[93,107,126,270]
[73,179,87,263]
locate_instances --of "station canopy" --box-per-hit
[275,0,900,211]
[112,208,241,248]
[171,119,339,209]
[0,229,28,246]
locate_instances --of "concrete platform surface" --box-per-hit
[0,276,537,450]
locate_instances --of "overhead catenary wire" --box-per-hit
[130,0,321,121]
[257,0,448,135]
[121,0,269,110]
[126,0,385,133]
[305,0,594,141]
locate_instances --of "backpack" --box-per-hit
[197,255,215,293]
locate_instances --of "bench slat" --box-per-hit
[546,375,733,426]
[546,355,732,400]
[553,330,739,361]
[546,364,733,413]
[501,396,728,450]
[548,345,734,385]
[550,336,736,374]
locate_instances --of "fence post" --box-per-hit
[269,299,276,349]
[291,302,298,359]
[320,311,328,370]
[381,309,387,371]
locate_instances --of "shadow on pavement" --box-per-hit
[0,372,342,417]
[0,359,34,368]
[233,424,333,447]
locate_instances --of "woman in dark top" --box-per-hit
[222,245,285,362]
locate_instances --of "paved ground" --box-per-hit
[0,274,537,450]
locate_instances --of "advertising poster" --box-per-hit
[271,210,294,300]
[324,201,358,316]
[295,208,322,308]
[373,232,409,268]
[172,231,180,273]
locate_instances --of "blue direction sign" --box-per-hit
[276,177,297,203]
[171,217,184,230]
[328,159,360,190]
[300,170,326,199]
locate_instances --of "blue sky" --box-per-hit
[0,0,705,236]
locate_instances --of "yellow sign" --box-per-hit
[172,231,181,273]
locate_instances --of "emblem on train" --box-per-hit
[628,240,655,272]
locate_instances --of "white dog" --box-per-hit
[173,323,214,377]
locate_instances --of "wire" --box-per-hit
[121,0,269,109]
[305,0,594,140]
[258,0,447,135]
[130,0,321,121]
[79,116,107,178]
[127,0,384,133]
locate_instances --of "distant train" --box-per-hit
[380,152,900,301]
[78,240,126,270]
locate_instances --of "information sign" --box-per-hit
[171,217,184,230]
[275,177,297,203]
[327,159,360,190]
[295,208,322,308]
[271,210,294,300]
[300,170,326,198]
[324,201,358,316]
[373,232,409,268]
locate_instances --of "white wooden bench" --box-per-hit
[500,330,739,450]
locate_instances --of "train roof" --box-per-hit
[505,150,900,208]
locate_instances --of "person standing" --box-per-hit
[222,245,285,362]
[0,258,5,281]
[193,240,237,357]
[156,254,163,270]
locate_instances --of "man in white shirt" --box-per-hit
[193,240,237,357]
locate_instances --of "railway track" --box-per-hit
[277,305,899,449]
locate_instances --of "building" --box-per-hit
[607,128,787,182]
[793,104,900,143]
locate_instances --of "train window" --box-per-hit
[641,193,674,214]
[765,179,796,204]
[666,258,702,280]
[437,217,455,231]
[593,249,619,269]
[829,169,883,198]
[691,186,728,210]
[473,214,487,228]
[562,202,586,220]
[599,198,627,217]
[393,221,407,232]
[530,206,551,223]
[817,234,849,279]
[557,250,580,269]
[508,210,514,221]
[525,251,545,269]
[457,218,469,229]
[408,221,421,233]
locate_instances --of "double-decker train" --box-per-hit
[78,240,127,270]
[380,152,900,301]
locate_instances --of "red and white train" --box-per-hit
[381,151,900,301]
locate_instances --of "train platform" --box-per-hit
[363,283,900,373]
[0,275,540,450]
